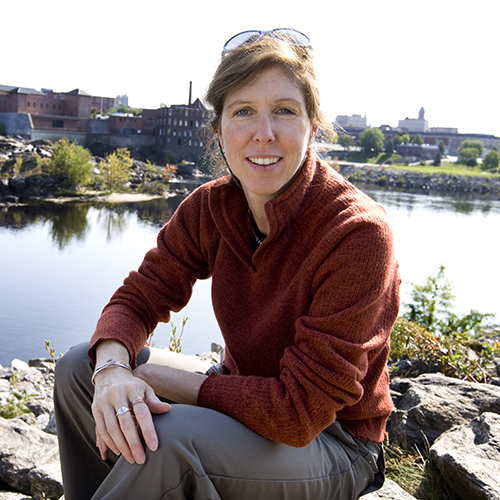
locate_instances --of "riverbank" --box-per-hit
[335,162,500,199]
[2,135,500,204]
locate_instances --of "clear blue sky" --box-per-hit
[4,0,499,138]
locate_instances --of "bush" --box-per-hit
[46,137,93,188]
[403,265,493,337]
[98,148,133,190]
[483,149,500,171]
[457,147,479,167]
[390,318,500,383]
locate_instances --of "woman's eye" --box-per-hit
[277,108,294,115]
[235,109,250,117]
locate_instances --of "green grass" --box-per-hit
[337,153,500,178]
[393,162,500,178]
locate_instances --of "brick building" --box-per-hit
[155,98,209,159]
[0,85,91,134]
[90,95,118,113]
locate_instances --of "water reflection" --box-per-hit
[0,195,187,250]
[357,185,500,216]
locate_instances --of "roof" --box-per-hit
[65,89,91,96]
[0,85,45,96]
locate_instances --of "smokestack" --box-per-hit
[188,81,192,106]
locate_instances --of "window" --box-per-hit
[52,120,64,128]
[53,104,56,109]
[33,102,36,108]
[27,102,30,107]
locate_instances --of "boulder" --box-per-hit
[388,373,500,450]
[0,418,61,498]
[0,492,33,500]
[430,412,500,500]
[363,478,416,499]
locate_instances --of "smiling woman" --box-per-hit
[54,30,399,500]
[217,66,316,234]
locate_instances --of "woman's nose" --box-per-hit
[253,114,275,143]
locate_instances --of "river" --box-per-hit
[1,184,499,366]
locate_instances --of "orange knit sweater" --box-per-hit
[90,152,400,447]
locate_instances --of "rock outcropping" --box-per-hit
[1,355,500,500]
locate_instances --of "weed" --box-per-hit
[169,317,188,353]
[0,390,35,419]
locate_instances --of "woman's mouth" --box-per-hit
[248,157,281,166]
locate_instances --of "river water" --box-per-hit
[1,183,499,366]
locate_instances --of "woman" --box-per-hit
[54,29,400,500]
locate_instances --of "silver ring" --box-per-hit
[116,406,131,417]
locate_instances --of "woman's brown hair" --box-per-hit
[204,35,333,177]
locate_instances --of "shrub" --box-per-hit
[403,265,493,337]
[46,137,93,188]
[483,149,500,171]
[98,148,133,191]
[390,318,500,383]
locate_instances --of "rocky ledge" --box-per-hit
[1,349,500,500]
[338,163,500,199]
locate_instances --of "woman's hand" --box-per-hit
[92,342,170,465]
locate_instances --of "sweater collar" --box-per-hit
[208,150,325,267]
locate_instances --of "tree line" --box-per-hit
[338,128,500,171]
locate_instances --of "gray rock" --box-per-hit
[0,492,32,500]
[388,373,500,450]
[28,461,63,500]
[363,478,416,499]
[0,418,60,497]
[430,412,500,500]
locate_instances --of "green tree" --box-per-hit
[359,128,384,153]
[338,133,355,151]
[384,139,394,154]
[46,137,93,188]
[98,148,133,190]
[458,147,479,166]
[403,265,493,336]
[412,134,424,145]
[433,151,442,166]
[459,140,484,157]
[483,149,500,171]
[438,140,446,155]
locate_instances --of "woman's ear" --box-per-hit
[217,127,224,151]
[309,126,318,145]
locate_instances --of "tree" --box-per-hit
[458,147,479,167]
[459,140,484,157]
[412,134,424,145]
[359,128,384,153]
[403,265,493,336]
[46,137,93,188]
[338,134,355,151]
[438,141,446,155]
[384,139,394,154]
[433,151,441,166]
[483,149,500,171]
[98,148,133,190]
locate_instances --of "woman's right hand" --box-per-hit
[91,343,171,464]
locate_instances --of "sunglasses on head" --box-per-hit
[222,28,310,55]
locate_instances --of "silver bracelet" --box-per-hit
[91,358,132,385]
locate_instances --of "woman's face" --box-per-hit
[218,66,315,205]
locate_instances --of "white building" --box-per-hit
[398,107,430,133]
[335,114,367,130]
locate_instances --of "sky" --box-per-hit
[3,0,499,137]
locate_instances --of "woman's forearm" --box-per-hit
[134,364,207,405]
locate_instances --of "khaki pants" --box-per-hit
[54,343,384,500]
